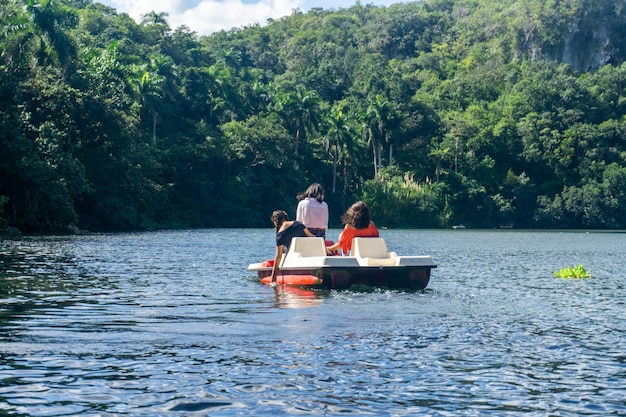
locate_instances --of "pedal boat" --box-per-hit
[247,237,436,291]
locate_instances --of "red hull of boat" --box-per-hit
[257,267,431,291]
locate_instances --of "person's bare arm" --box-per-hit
[270,245,284,284]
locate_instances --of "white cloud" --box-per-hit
[174,0,301,34]
[100,0,404,35]
[102,0,304,35]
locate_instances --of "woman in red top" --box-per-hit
[326,201,379,255]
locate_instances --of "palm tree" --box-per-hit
[324,104,355,194]
[366,95,386,175]
[129,63,164,145]
[140,11,169,26]
[274,85,322,157]
[139,11,171,46]
[179,62,238,127]
[205,62,239,121]
[2,0,78,76]
[150,53,178,98]
[385,108,404,167]
[366,94,403,173]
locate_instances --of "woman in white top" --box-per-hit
[296,183,329,238]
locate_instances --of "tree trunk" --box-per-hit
[294,124,301,156]
[332,143,338,193]
[372,139,378,176]
[152,112,157,145]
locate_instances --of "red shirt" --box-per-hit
[338,222,379,254]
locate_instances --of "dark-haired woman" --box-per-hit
[270,210,315,285]
[296,183,328,238]
[325,201,379,255]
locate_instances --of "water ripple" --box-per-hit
[1,230,626,415]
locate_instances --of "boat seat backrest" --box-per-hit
[288,237,326,257]
[352,237,391,259]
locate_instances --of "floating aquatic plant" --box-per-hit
[553,264,591,278]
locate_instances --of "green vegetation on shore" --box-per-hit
[2,0,626,233]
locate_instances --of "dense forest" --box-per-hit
[1,0,626,234]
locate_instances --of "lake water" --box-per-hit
[1,229,625,416]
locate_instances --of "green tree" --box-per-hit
[273,84,322,158]
[129,62,165,144]
[3,0,78,75]
[322,103,357,194]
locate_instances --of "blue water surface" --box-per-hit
[1,229,625,416]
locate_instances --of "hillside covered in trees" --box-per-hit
[1,0,626,233]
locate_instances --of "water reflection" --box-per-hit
[271,286,326,309]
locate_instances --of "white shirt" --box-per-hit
[296,198,328,230]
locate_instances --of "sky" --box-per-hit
[97,0,406,36]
